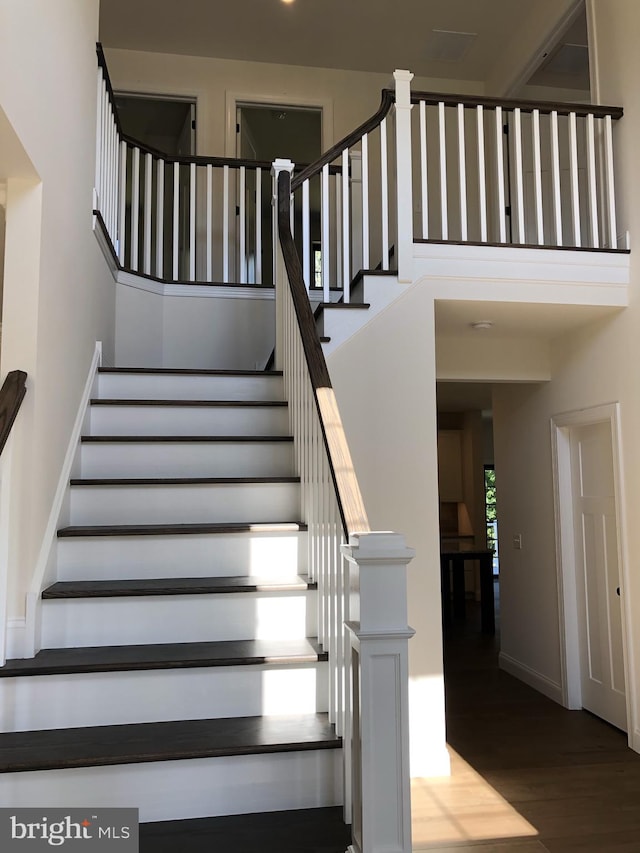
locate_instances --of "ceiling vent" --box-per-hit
[424,29,477,62]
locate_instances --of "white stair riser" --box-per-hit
[98,373,284,402]
[0,750,343,821]
[56,530,308,581]
[41,592,318,648]
[69,482,301,526]
[89,405,289,437]
[0,663,328,731]
[79,441,295,479]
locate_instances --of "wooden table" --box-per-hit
[440,549,495,635]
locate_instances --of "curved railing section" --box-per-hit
[410,89,624,250]
[0,371,27,457]
[289,88,396,303]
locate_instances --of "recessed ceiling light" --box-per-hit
[471,320,493,330]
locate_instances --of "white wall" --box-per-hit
[115,283,275,370]
[327,283,449,778]
[0,0,116,624]
[488,0,640,741]
[103,48,482,159]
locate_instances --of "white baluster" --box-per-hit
[144,152,152,275]
[256,167,262,285]
[118,141,127,265]
[477,105,487,242]
[223,164,230,283]
[550,111,563,246]
[569,112,581,247]
[361,133,370,269]
[419,100,429,239]
[131,147,140,271]
[336,172,342,291]
[457,103,468,242]
[604,114,618,249]
[94,70,104,212]
[438,102,448,240]
[513,108,525,244]
[110,116,118,239]
[206,164,213,282]
[495,106,506,243]
[156,159,165,278]
[532,109,544,245]
[322,163,330,302]
[380,117,390,268]
[586,113,600,249]
[172,162,180,280]
[239,166,246,284]
[189,162,196,281]
[302,178,311,290]
[342,149,350,302]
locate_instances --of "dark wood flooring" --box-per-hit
[412,584,640,851]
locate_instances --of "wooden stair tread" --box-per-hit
[99,368,283,377]
[57,521,308,538]
[90,399,288,407]
[69,477,300,486]
[81,435,294,443]
[139,806,350,852]
[0,638,327,677]
[0,713,340,772]
[313,302,370,319]
[42,575,316,598]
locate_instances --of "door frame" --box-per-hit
[551,403,636,745]
[224,90,333,159]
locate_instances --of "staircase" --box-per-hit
[0,367,344,825]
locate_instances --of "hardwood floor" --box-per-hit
[412,585,640,851]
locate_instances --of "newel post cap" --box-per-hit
[342,531,415,564]
[271,158,295,177]
[393,69,414,106]
[342,532,414,635]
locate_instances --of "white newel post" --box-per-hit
[272,159,295,371]
[350,150,363,276]
[343,532,415,853]
[394,70,414,284]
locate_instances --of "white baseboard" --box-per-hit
[499,652,563,705]
[18,343,103,658]
[6,619,27,660]
[631,729,640,755]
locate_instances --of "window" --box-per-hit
[485,465,499,575]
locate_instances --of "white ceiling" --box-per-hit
[434,300,619,340]
[99,0,586,89]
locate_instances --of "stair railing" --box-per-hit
[410,90,624,250]
[288,85,398,304]
[0,370,28,666]
[275,163,414,853]
[95,45,274,285]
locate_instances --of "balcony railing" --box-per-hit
[95,49,625,297]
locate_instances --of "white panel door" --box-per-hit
[571,421,626,730]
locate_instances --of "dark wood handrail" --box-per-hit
[96,43,124,136]
[411,90,623,120]
[291,88,395,191]
[119,134,343,174]
[0,371,27,457]
[277,171,369,538]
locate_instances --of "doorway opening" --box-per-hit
[236,103,322,286]
[114,93,197,278]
